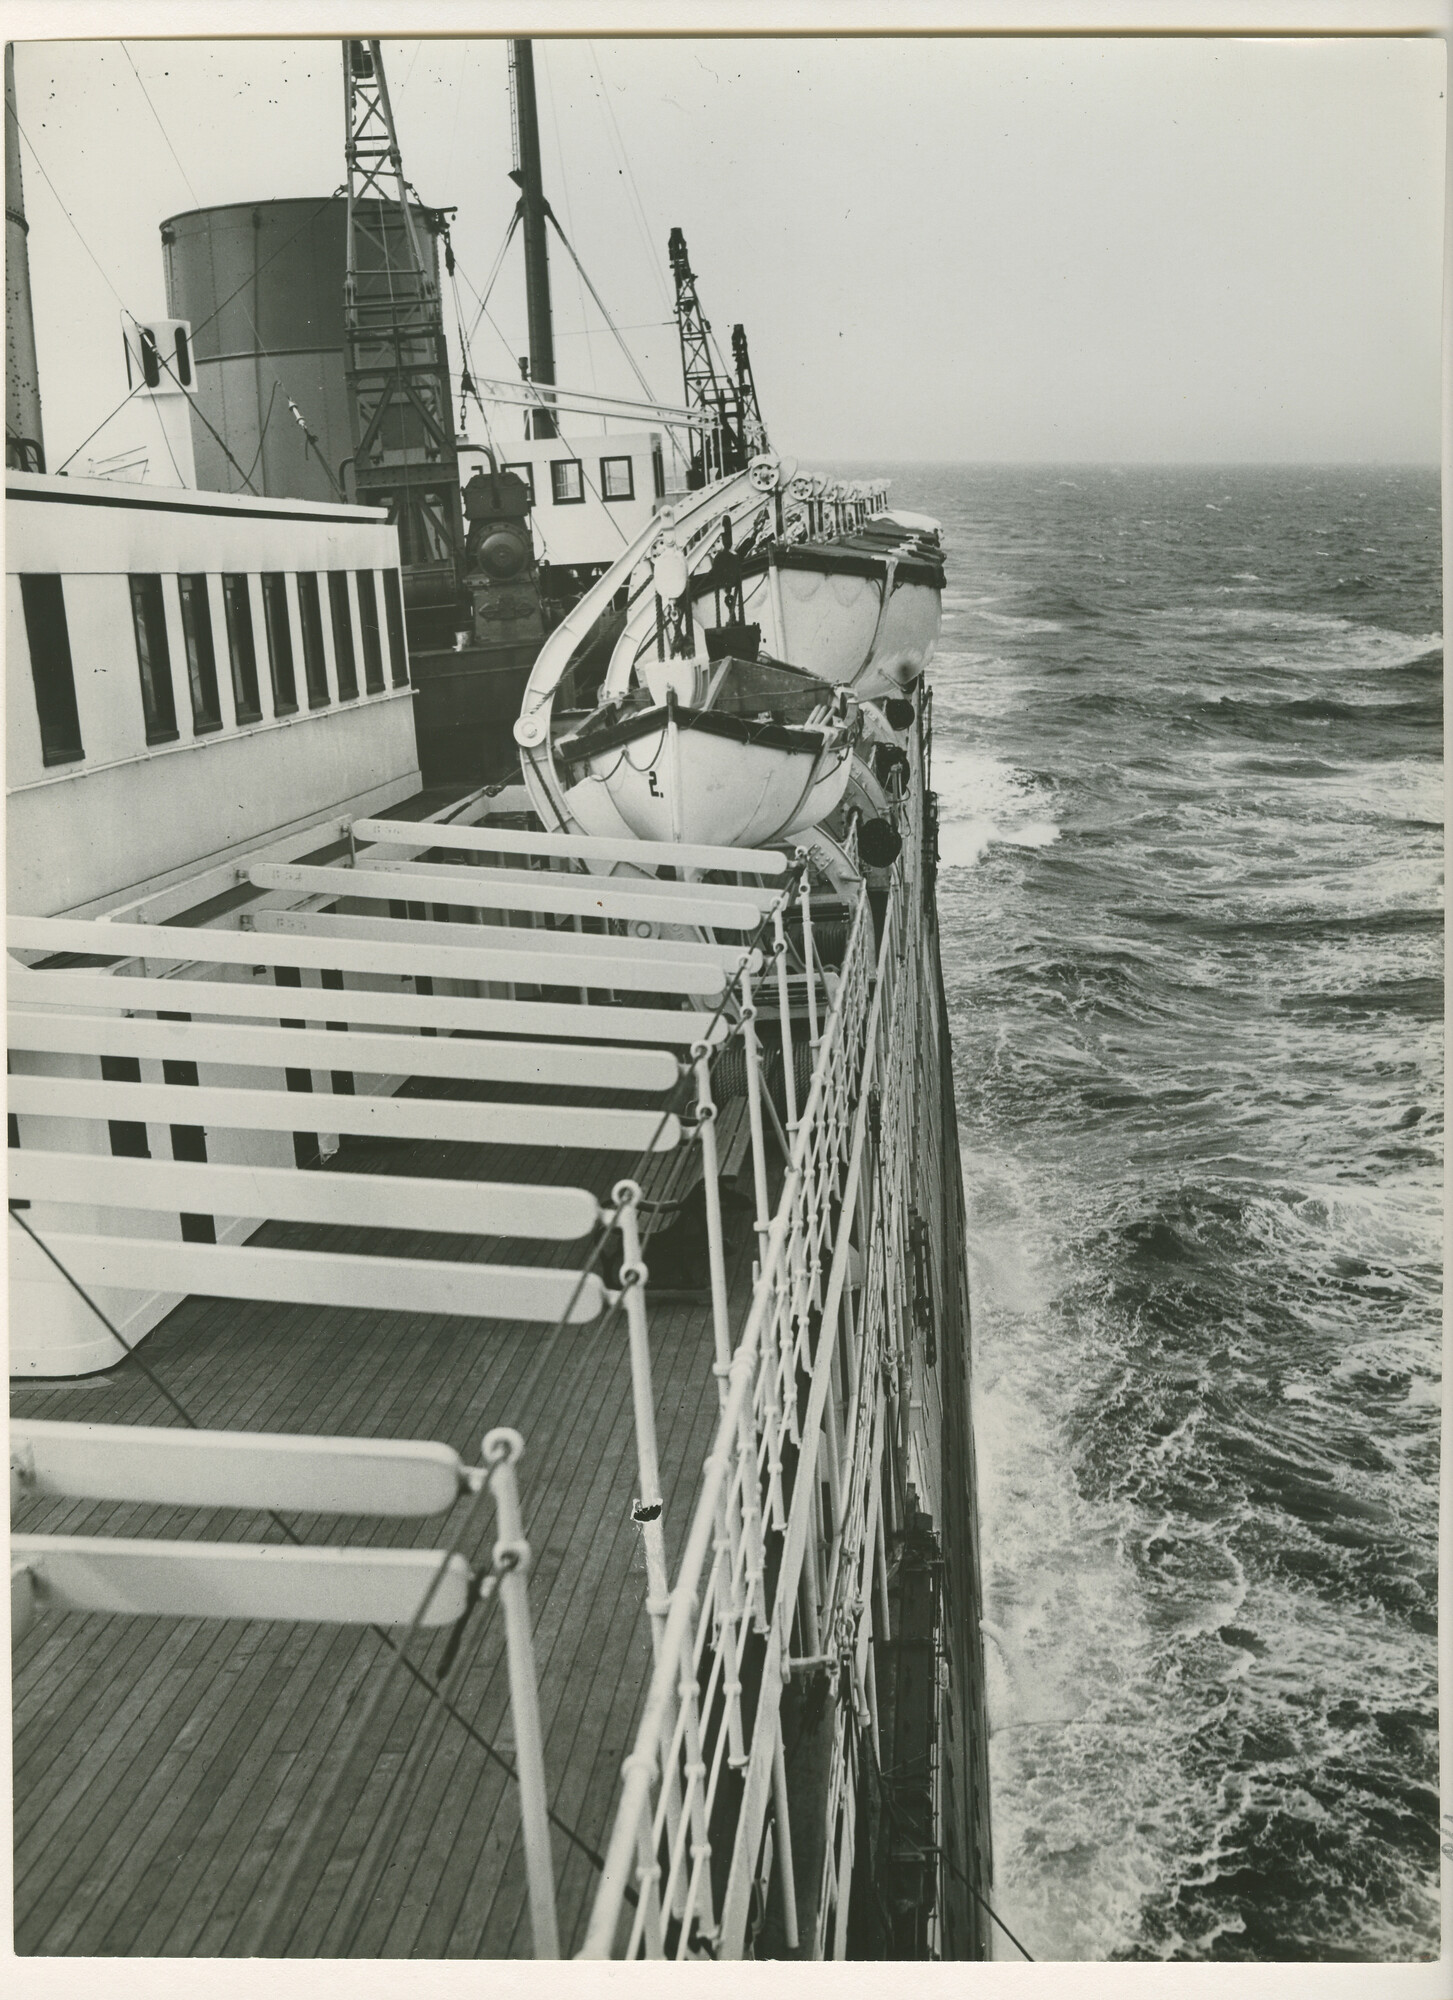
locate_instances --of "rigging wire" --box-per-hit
[52,383,147,476]
[14,64,334,494]
[327,1566,503,1955]
[6,90,196,482]
[119,42,202,206]
[460,209,521,360]
[462,223,694,475]
[139,325,261,495]
[938,1848,1036,1962]
[8,104,132,315]
[585,41,673,318]
[186,189,346,348]
[119,43,340,500]
[545,211,661,418]
[537,45,600,421]
[457,266,629,549]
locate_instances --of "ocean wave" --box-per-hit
[976,586,1103,629]
[1146,609,1441,675]
[931,744,1061,868]
[1190,692,1442,738]
[928,463,1441,1962]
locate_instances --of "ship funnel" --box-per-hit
[121,315,198,487]
[5,45,46,470]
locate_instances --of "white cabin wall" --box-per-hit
[8,694,419,915]
[9,1045,187,1377]
[469,430,665,569]
[5,577,44,790]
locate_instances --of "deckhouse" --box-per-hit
[7,470,420,917]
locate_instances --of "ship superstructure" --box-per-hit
[8,35,992,1961]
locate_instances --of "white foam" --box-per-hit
[1148,606,1441,674]
[931,743,1061,870]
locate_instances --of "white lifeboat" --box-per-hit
[745,501,945,698]
[554,654,860,851]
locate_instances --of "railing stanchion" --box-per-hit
[483,1427,560,1960]
[772,1713,800,1950]
[615,1184,671,1650]
[773,909,799,1135]
[799,862,820,1055]
[739,966,772,1249]
[693,1049,733,1389]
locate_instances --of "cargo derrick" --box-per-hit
[669,226,764,488]
[342,38,545,780]
[732,320,767,459]
[341,38,463,649]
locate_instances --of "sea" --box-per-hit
[890,463,1442,1961]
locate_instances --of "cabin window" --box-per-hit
[356,571,384,692]
[139,327,161,389]
[652,442,666,500]
[502,461,535,500]
[129,574,178,744]
[328,572,358,699]
[222,575,261,723]
[382,569,408,686]
[178,574,222,734]
[19,574,84,767]
[173,326,192,387]
[261,572,297,715]
[600,456,635,502]
[296,573,330,709]
[549,458,584,505]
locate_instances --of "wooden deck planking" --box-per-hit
[365,1315,654,1957]
[36,1621,307,1956]
[11,1106,750,1959]
[123,1625,369,1956]
[181,1629,405,1956]
[273,1328,639,1956]
[17,1620,275,1947]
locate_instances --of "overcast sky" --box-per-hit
[11,32,1446,469]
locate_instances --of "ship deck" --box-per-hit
[10,1109,760,1957]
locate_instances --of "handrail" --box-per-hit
[579,722,927,1959]
[577,877,883,1957]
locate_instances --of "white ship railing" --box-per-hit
[580,743,927,1959]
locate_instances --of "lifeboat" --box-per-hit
[515,467,876,854]
[554,653,859,850]
[721,491,945,699]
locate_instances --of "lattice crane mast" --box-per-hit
[731,322,767,459]
[668,225,760,489]
[342,38,464,626]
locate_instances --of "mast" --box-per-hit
[341,37,463,596]
[5,45,45,471]
[507,40,557,439]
